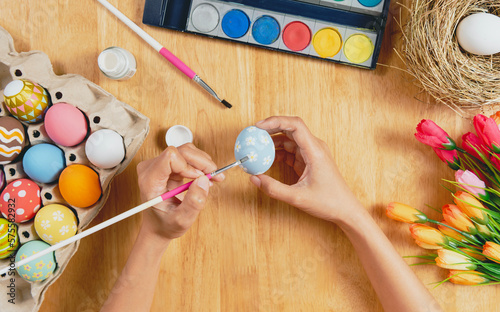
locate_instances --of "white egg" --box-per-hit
[456,13,500,55]
[85,129,125,169]
[234,126,275,175]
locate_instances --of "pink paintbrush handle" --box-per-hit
[159,47,196,79]
[160,173,213,201]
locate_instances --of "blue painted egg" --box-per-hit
[23,143,66,184]
[15,240,56,282]
[234,126,275,175]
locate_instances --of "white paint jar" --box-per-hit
[98,47,136,80]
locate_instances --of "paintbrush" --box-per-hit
[0,157,248,276]
[96,0,232,108]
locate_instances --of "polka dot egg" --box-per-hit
[15,240,56,282]
[234,126,275,175]
[0,179,41,223]
[35,204,78,245]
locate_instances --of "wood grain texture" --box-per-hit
[2,0,498,311]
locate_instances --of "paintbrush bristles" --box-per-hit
[221,99,232,109]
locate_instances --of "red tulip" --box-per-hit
[415,119,456,150]
[432,147,460,170]
[462,132,489,160]
[473,114,500,153]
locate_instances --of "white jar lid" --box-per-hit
[165,125,193,147]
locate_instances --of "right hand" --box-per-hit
[250,116,361,223]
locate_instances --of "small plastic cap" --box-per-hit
[165,125,193,147]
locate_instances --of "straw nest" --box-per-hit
[398,0,500,115]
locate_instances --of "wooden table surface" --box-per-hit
[2,0,498,311]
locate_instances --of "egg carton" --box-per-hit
[0,26,150,311]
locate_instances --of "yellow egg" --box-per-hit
[3,79,49,124]
[34,204,78,245]
[59,164,102,208]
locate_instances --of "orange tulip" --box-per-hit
[415,240,442,250]
[459,248,486,261]
[442,204,477,234]
[410,224,447,248]
[454,191,489,224]
[483,241,500,264]
[435,249,477,270]
[448,270,489,285]
[475,223,492,237]
[438,222,467,242]
[386,202,427,224]
[491,111,500,125]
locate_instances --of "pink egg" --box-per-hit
[44,103,88,147]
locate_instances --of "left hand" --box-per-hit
[136,143,224,244]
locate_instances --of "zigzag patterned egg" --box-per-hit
[0,116,26,164]
[3,79,49,124]
[0,218,18,259]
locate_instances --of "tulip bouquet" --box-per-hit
[387,113,500,286]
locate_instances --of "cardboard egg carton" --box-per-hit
[0,26,150,311]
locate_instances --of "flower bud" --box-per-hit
[448,270,489,285]
[483,241,500,264]
[435,249,477,270]
[386,202,428,224]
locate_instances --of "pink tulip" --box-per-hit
[433,147,459,170]
[415,120,456,150]
[462,132,489,160]
[473,114,500,153]
[455,170,487,198]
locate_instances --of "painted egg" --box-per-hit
[85,129,125,169]
[0,168,4,192]
[3,79,50,124]
[44,103,88,147]
[35,204,78,245]
[234,126,275,175]
[0,116,26,165]
[0,179,41,223]
[23,143,66,184]
[59,164,101,208]
[0,218,19,259]
[15,240,56,282]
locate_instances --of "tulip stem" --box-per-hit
[428,220,483,246]
[455,147,467,154]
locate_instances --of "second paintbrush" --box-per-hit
[96,0,232,109]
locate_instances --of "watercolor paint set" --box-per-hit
[143,0,390,69]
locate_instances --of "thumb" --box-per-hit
[180,175,210,213]
[250,175,296,205]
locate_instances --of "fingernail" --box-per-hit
[209,181,213,187]
[256,120,264,125]
[250,176,261,187]
[218,173,225,180]
[195,169,204,176]
[197,175,210,191]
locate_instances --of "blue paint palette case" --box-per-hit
[143,0,390,69]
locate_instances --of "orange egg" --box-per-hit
[59,164,101,208]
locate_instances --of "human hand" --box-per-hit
[136,144,224,244]
[249,116,361,223]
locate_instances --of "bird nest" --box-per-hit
[398,0,500,115]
